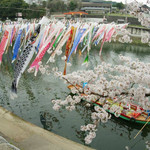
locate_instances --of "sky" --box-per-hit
[106,0,149,5]
[24,0,150,6]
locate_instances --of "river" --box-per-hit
[0,43,150,150]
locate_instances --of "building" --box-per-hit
[24,0,44,5]
[81,1,112,14]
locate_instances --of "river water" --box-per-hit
[0,43,150,150]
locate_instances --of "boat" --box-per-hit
[68,85,150,125]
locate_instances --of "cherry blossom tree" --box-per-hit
[48,0,150,145]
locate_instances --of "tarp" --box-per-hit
[64,11,88,15]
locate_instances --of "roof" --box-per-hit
[81,2,112,7]
[64,11,88,15]
[52,15,65,18]
[81,7,110,11]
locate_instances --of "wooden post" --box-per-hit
[134,117,150,139]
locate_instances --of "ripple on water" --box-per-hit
[0,43,150,150]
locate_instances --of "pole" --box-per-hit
[125,0,128,23]
[46,0,48,17]
[134,117,150,139]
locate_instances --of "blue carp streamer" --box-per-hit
[12,29,23,62]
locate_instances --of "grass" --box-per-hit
[128,24,149,29]
[131,36,149,46]
[107,13,132,17]
[88,13,133,17]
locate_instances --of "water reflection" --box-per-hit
[39,98,150,149]
[40,111,60,130]
[106,116,150,139]
[0,43,150,150]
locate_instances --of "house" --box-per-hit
[80,1,112,14]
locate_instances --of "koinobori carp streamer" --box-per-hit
[0,19,129,95]
[11,16,50,97]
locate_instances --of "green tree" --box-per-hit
[114,2,125,10]
[42,1,47,8]
[0,0,29,20]
[0,0,45,21]
[47,0,67,13]
[69,0,78,11]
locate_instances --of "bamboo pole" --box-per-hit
[134,117,150,139]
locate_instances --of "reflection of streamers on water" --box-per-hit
[100,54,104,62]
[79,49,81,56]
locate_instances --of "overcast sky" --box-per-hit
[24,0,150,6]
[106,0,149,5]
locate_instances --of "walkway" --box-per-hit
[0,106,94,150]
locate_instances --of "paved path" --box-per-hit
[0,135,20,150]
[0,106,94,150]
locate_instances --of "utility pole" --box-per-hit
[125,0,128,23]
[46,0,49,17]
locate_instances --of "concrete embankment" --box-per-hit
[0,106,94,150]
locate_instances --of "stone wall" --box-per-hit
[127,27,150,37]
[86,15,141,25]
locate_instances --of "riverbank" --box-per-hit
[0,135,20,150]
[0,106,94,150]
[110,35,149,47]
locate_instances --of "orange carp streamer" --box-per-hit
[63,26,75,75]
